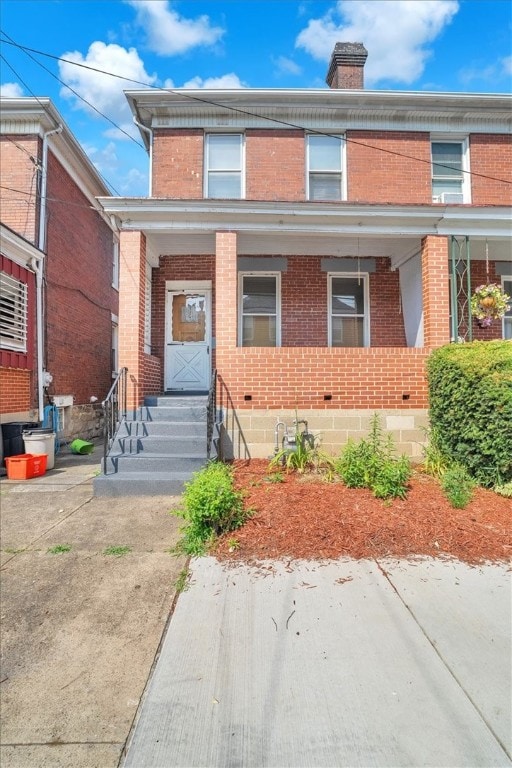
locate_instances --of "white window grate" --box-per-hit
[0,271,28,352]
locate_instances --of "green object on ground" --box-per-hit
[70,439,95,455]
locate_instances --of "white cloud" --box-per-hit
[182,74,246,89]
[59,41,156,136]
[0,82,24,97]
[458,55,512,88]
[296,0,459,85]
[126,0,224,56]
[502,56,512,77]
[273,56,303,77]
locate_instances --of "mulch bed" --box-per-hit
[213,460,511,565]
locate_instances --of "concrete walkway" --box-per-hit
[124,557,511,768]
[0,443,185,768]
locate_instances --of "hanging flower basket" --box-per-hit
[470,283,511,328]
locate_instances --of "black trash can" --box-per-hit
[1,422,39,464]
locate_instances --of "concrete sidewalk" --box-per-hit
[0,442,185,768]
[124,557,511,768]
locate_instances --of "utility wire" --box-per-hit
[1,33,512,187]
[1,49,121,196]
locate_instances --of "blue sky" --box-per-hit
[1,0,511,196]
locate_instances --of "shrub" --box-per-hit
[335,414,411,500]
[427,340,512,487]
[441,464,475,509]
[269,430,334,474]
[171,462,248,555]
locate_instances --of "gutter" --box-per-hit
[37,123,63,421]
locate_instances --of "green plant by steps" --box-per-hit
[421,428,450,478]
[440,464,475,509]
[171,461,249,556]
[335,413,411,500]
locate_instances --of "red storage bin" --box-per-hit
[5,453,47,480]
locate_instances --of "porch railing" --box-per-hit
[206,369,217,459]
[101,367,127,473]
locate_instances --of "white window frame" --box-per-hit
[0,270,28,352]
[431,134,471,204]
[238,272,281,347]
[144,264,152,354]
[112,238,119,290]
[111,314,119,378]
[328,272,370,348]
[306,133,346,202]
[204,133,245,199]
[502,276,512,340]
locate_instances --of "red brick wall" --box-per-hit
[0,367,33,414]
[0,136,41,243]
[246,130,304,201]
[347,131,432,204]
[421,236,450,348]
[216,347,429,410]
[44,150,117,404]
[150,128,508,206]
[152,129,203,198]
[470,134,512,205]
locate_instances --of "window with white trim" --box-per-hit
[503,277,512,340]
[205,134,243,199]
[0,271,28,352]
[431,138,470,203]
[144,265,152,353]
[239,273,280,347]
[307,134,345,201]
[111,314,119,377]
[112,238,119,290]
[329,274,369,347]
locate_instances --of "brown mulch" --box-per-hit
[213,460,512,565]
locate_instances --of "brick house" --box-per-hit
[98,43,512,460]
[0,98,119,446]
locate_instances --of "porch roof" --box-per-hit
[98,198,511,267]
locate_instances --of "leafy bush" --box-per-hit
[171,462,248,555]
[421,428,451,479]
[269,430,333,474]
[441,465,475,509]
[427,340,512,487]
[335,414,411,500]
[494,481,512,498]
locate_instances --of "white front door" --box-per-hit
[165,285,211,391]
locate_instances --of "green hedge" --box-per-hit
[426,340,512,487]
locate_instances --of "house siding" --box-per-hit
[470,134,512,205]
[152,129,203,198]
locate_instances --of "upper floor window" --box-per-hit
[0,271,28,352]
[431,138,470,203]
[503,277,512,340]
[328,273,369,347]
[307,134,345,201]
[205,134,243,199]
[239,273,280,347]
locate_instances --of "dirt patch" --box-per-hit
[213,460,511,565]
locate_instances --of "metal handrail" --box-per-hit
[206,369,217,459]
[101,367,127,473]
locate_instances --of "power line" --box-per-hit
[1,33,511,187]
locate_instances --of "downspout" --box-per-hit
[36,124,63,421]
[133,118,153,195]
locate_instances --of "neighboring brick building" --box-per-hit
[99,43,512,458]
[0,99,119,446]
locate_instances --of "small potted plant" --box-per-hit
[470,283,511,327]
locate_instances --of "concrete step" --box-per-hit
[144,395,207,407]
[94,471,196,497]
[138,405,207,422]
[120,421,206,438]
[104,454,207,474]
[116,434,206,455]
